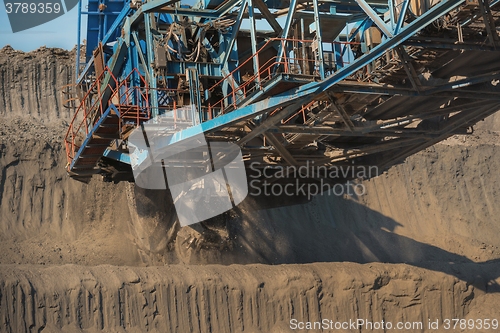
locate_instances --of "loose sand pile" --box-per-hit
[0,46,499,332]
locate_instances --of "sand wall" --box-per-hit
[2,122,499,266]
[0,46,75,122]
[2,262,499,333]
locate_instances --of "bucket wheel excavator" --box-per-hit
[64,0,500,258]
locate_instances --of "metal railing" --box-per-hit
[64,67,150,166]
[205,38,361,119]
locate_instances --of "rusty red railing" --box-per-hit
[204,38,361,119]
[64,67,151,167]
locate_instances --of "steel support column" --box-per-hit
[394,0,409,34]
[144,13,159,118]
[355,0,393,37]
[248,0,261,88]
[276,0,298,64]
[313,0,326,79]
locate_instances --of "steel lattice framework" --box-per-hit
[64,0,500,184]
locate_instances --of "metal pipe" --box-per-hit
[248,0,261,88]
[394,0,409,34]
[144,13,159,118]
[76,0,82,79]
[313,0,325,79]
[276,0,298,64]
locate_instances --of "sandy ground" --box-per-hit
[0,46,500,332]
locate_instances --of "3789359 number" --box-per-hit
[443,318,499,330]
[5,2,61,14]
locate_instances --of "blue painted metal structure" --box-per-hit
[76,0,129,78]
[65,0,500,183]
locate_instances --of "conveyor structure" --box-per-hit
[64,0,500,185]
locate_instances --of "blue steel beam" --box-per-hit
[166,62,223,77]
[142,0,241,17]
[84,0,128,61]
[253,0,282,33]
[394,0,410,34]
[341,17,371,58]
[403,41,500,51]
[354,0,393,37]
[424,71,500,94]
[313,0,326,79]
[144,13,159,118]
[221,0,247,65]
[202,38,219,59]
[76,0,82,78]
[101,7,133,46]
[388,0,395,31]
[77,5,133,83]
[275,0,298,65]
[248,0,260,88]
[103,149,131,164]
[461,0,500,25]
[326,84,500,99]
[131,31,151,82]
[235,98,312,147]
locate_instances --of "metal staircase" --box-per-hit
[65,68,150,182]
[67,107,121,182]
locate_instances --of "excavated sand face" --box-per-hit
[1,46,500,332]
[1,263,499,333]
